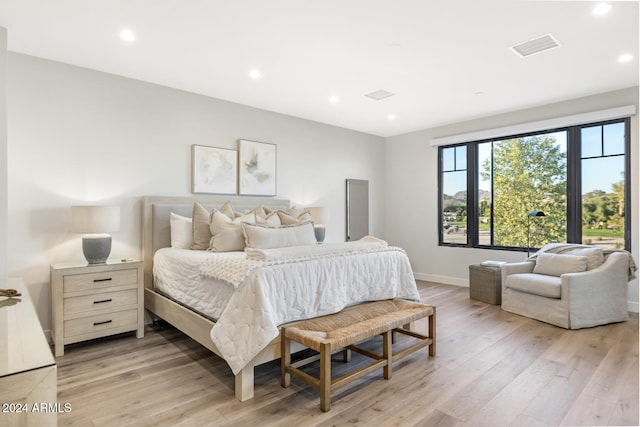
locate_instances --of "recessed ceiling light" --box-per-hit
[119,29,136,42]
[387,114,396,120]
[329,96,340,103]
[249,69,261,79]
[618,53,633,63]
[592,3,612,16]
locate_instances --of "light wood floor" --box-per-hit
[55,281,639,427]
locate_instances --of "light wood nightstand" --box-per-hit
[50,260,144,357]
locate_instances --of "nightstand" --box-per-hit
[50,260,144,357]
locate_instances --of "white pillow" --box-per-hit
[242,221,317,250]
[170,213,192,249]
[209,211,256,252]
[533,252,588,276]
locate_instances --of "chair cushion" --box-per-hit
[533,252,588,276]
[506,273,562,298]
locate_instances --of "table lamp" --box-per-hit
[71,206,120,264]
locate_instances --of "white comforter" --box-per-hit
[207,242,420,374]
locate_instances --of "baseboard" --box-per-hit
[413,271,638,314]
[413,272,468,287]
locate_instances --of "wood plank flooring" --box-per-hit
[54,281,639,426]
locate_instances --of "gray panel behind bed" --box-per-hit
[142,196,290,289]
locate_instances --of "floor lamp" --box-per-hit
[527,210,546,257]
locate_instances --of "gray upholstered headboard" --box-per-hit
[142,196,290,289]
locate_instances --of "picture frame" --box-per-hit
[191,144,237,195]
[238,139,277,196]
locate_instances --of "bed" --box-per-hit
[142,195,420,401]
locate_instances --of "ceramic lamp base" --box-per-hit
[82,236,112,264]
[314,226,326,244]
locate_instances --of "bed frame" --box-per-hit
[142,195,303,401]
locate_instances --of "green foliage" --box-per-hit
[483,135,566,248]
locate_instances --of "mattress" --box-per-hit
[152,248,241,320]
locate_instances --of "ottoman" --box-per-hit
[469,263,502,304]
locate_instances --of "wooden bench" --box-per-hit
[280,299,436,411]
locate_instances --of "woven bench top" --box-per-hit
[283,299,434,352]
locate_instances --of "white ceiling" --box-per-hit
[0,0,637,137]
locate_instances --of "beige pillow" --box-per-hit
[242,221,316,249]
[277,209,312,225]
[256,211,281,226]
[209,211,256,252]
[190,202,212,250]
[533,252,588,276]
[219,201,234,219]
[566,247,604,270]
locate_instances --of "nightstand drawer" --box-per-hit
[63,268,138,293]
[64,308,138,338]
[63,289,138,317]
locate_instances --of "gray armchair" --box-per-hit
[501,244,632,329]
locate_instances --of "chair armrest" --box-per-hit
[562,252,629,286]
[561,252,629,326]
[501,261,534,278]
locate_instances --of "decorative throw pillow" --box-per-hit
[533,252,588,276]
[190,202,212,250]
[242,221,317,249]
[277,208,312,225]
[566,247,604,270]
[170,212,192,249]
[209,211,256,252]
[219,201,234,220]
[256,211,281,226]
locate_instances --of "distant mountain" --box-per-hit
[443,190,490,201]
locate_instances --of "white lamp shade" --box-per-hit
[71,206,120,234]
[307,207,328,226]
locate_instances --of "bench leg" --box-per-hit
[281,330,291,388]
[383,330,392,379]
[429,308,436,357]
[320,343,331,412]
[342,348,351,362]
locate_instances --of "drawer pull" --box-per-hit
[93,320,113,326]
[93,278,113,283]
[93,298,113,304]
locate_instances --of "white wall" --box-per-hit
[385,87,639,312]
[0,28,7,282]
[7,53,385,330]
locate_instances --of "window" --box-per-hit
[440,146,467,245]
[438,118,630,251]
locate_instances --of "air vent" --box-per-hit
[365,89,395,101]
[511,34,559,57]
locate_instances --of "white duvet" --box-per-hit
[205,242,420,374]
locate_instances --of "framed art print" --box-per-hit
[238,139,277,196]
[191,144,237,195]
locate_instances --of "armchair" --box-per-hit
[501,244,632,329]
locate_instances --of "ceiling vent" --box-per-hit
[511,34,560,57]
[365,89,395,100]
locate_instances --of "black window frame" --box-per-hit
[438,117,631,251]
